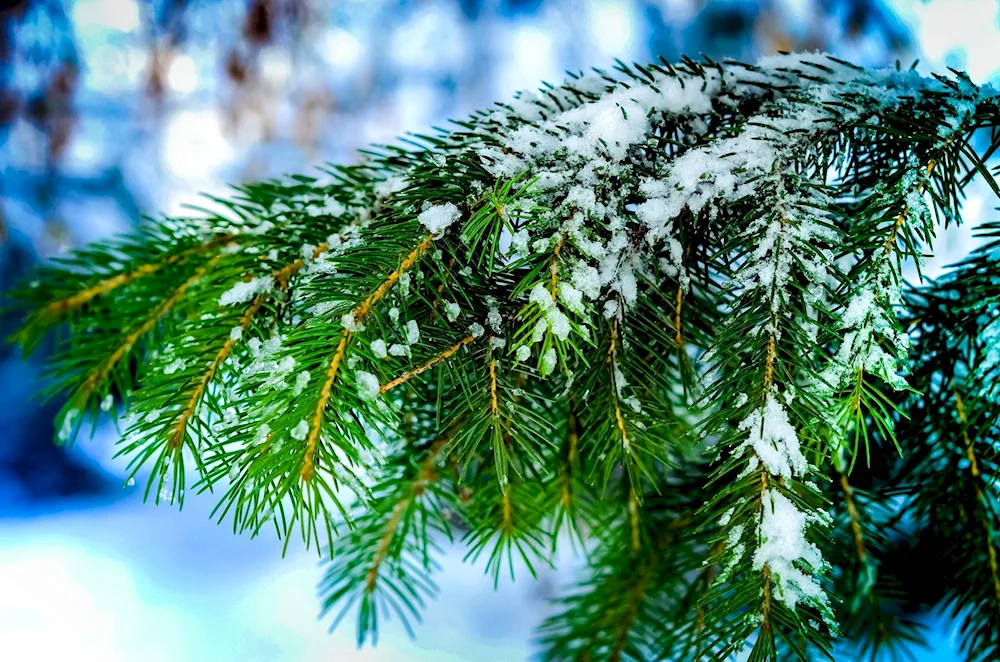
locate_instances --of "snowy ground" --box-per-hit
[0,473,574,662]
[0,485,962,662]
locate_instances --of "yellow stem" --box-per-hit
[954,390,1000,614]
[607,320,629,452]
[78,258,217,401]
[381,335,476,393]
[558,407,579,509]
[43,235,233,317]
[567,409,578,465]
[488,343,500,416]
[674,286,684,347]
[607,319,618,364]
[628,488,641,551]
[170,296,264,448]
[302,235,434,481]
[839,473,868,563]
[274,243,329,289]
[549,235,565,300]
[763,331,777,390]
[883,159,937,255]
[502,490,513,533]
[615,400,629,452]
[758,469,774,635]
[761,565,773,634]
[365,435,449,592]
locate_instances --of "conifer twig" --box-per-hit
[380,334,477,393]
[77,256,219,403]
[42,234,233,317]
[302,235,434,481]
[954,390,1000,614]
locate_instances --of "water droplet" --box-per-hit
[126,477,135,487]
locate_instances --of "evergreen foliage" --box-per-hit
[10,53,1000,660]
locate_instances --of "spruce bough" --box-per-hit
[11,53,1000,660]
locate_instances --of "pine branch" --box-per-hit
[10,53,1000,661]
[318,429,455,644]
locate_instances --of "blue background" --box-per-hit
[1,1,998,660]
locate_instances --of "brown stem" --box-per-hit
[954,390,1000,614]
[380,334,476,393]
[43,234,233,317]
[302,235,434,481]
[77,257,218,402]
[839,473,869,564]
[674,285,684,347]
[365,435,449,592]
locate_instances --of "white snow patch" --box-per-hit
[736,394,808,480]
[539,347,558,375]
[289,419,309,442]
[356,371,381,401]
[370,339,388,359]
[753,490,829,612]
[406,320,420,345]
[292,371,311,396]
[219,277,273,306]
[443,301,461,322]
[418,203,461,235]
[163,359,186,375]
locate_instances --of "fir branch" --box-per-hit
[11,53,1000,661]
[302,234,434,482]
[11,232,235,351]
[953,390,1000,615]
[58,255,222,446]
[168,246,329,450]
[364,434,450,593]
[318,431,455,644]
[838,472,868,565]
[380,334,477,393]
[42,234,232,318]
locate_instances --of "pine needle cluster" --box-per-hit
[9,53,1000,661]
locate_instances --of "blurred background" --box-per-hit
[0,1,998,660]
